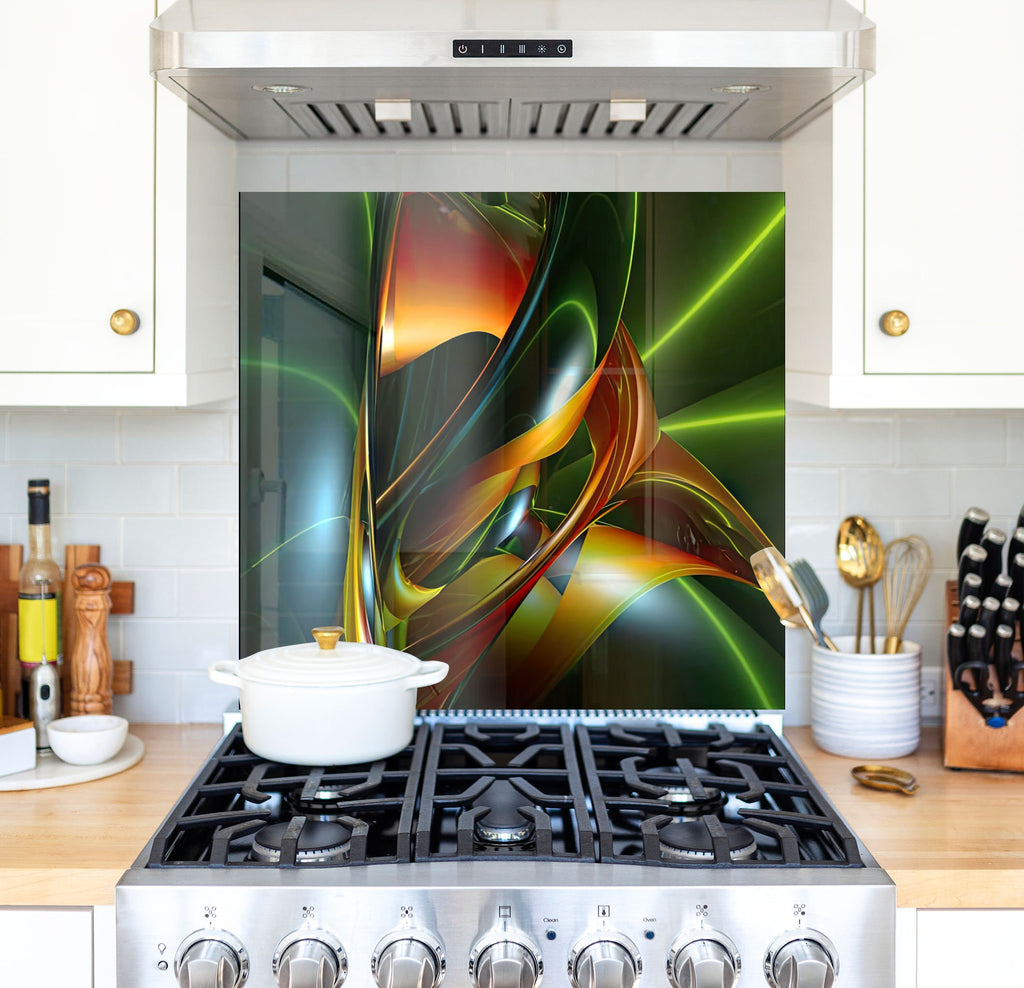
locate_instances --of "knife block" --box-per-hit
[943,580,1024,772]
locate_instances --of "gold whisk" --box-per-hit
[882,535,933,653]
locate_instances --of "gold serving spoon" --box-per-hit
[751,547,839,651]
[836,516,886,653]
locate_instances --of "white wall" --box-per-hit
[3,142,1017,723]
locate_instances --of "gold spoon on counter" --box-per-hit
[836,516,886,653]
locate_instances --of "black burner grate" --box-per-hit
[144,719,862,870]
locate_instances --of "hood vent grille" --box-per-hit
[279,98,736,140]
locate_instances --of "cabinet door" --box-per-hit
[0,0,154,373]
[0,907,93,988]
[863,0,1024,375]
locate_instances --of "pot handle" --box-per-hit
[405,660,449,690]
[209,660,243,689]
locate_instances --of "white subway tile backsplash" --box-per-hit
[787,414,892,466]
[1007,416,1024,464]
[124,518,234,567]
[48,517,123,566]
[784,522,840,569]
[121,413,230,463]
[125,619,237,672]
[113,671,181,724]
[843,467,950,518]
[10,413,116,462]
[899,414,1006,465]
[951,467,1024,524]
[0,465,65,514]
[180,465,238,515]
[179,672,239,725]
[179,569,238,619]
[68,465,176,515]
[117,568,180,619]
[785,468,839,517]
[617,153,727,191]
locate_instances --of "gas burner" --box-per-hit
[286,785,353,819]
[472,780,536,845]
[250,820,352,864]
[656,785,727,818]
[658,821,757,863]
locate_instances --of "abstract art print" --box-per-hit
[240,191,785,710]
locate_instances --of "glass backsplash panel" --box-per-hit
[240,191,785,710]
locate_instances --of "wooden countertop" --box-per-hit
[0,724,221,907]
[785,725,1024,909]
[0,724,1019,909]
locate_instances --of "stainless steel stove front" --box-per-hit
[117,859,895,987]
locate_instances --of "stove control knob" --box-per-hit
[470,935,543,988]
[568,934,641,988]
[273,931,347,988]
[372,931,446,988]
[668,932,740,988]
[174,930,249,988]
[764,931,838,988]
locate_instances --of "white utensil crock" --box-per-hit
[209,632,448,765]
[810,635,921,759]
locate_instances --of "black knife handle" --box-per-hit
[1009,527,1024,568]
[947,623,967,688]
[978,596,1002,646]
[958,544,988,599]
[1011,552,1024,604]
[958,594,982,628]
[995,624,1016,694]
[955,660,993,700]
[965,624,993,698]
[990,573,1014,603]
[957,507,990,561]
[998,596,1020,630]
[980,528,1008,589]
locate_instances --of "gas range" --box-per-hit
[116,714,895,987]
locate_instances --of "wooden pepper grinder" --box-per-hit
[69,564,113,715]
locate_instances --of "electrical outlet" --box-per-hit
[920,667,942,720]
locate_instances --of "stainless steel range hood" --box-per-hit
[151,0,874,142]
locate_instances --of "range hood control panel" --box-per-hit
[452,39,573,57]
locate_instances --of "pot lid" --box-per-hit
[237,628,424,687]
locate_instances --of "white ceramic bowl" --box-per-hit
[47,715,129,765]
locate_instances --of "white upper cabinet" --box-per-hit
[784,0,1024,408]
[0,0,236,406]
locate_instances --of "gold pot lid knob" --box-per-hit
[880,310,910,337]
[311,626,345,650]
[109,309,140,336]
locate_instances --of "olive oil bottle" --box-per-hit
[18,479,62,724]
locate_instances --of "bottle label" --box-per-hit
[18,594,61,666]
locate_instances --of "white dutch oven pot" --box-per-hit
[209,627,448,765]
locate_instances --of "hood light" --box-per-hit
[712,84,771,95]
[252,84,311,94]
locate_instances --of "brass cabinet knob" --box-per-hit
[109,309,140,336]
[880,310,910,337]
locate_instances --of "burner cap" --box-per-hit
[657,785,727,818]
[472,780,536,845]
[658,821,757,862]
[251,819,352,864]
